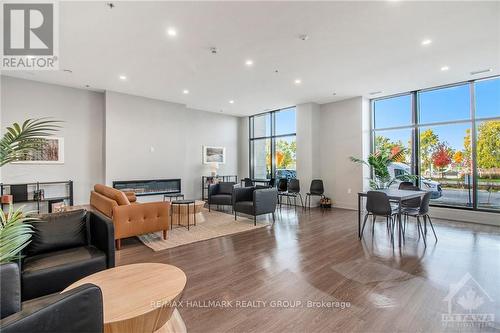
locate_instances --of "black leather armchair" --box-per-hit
[21,209,114,301]
[208,182,236,211]
[233,187,278,225]
[0,261,104,333]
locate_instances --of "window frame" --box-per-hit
[370,75,500,213]
[249,107,297,179]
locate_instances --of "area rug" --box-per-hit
[137,208,270,251]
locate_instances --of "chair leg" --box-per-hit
[417,216,427,247]
[209,204,211,212]
[272,212,275,223]
[360,213,370,239]
[299,194,304,210]
[234,211,237,220]
[371,215,376,235]
[254,215,256,226]
[426,215,438,242]
[294,196,297,211]
[115,239,121,250]
[163,230,167,240]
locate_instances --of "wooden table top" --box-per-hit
[63,263,187,324]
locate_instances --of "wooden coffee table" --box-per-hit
[63,263,187,333]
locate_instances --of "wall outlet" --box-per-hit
[347,188,352,194]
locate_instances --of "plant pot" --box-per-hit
[0,262,21,318]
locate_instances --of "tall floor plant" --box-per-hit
[0,118,60,263]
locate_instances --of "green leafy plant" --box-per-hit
[0,118,61,166]
[350,146,416,189]
[0,118,60,263]
[0,205,35,264]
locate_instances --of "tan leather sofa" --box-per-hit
[90,184,170,250]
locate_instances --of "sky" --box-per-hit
[374,77,500,150]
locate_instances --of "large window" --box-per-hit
[372,76,500,212]
[249,107,296,180]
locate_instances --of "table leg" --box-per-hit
[358,194,361,239]
[398,199,402,247]
[187,204,190,231]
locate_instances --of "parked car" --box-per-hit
[388,162,442,199]
[276,169,297,180]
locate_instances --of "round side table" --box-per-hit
[63,263,187,333]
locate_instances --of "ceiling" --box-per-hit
[4,1,500,116]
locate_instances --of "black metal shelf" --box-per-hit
[1,180,73,214]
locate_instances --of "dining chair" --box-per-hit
[402,191,437,246]
[360,191,398,243]
[243,178,253,187]
[277,178,288,208]
[284,179,304,210]
[306,179,325,210]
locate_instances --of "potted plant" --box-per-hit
[0,118,60,305]
[350,146,416,189]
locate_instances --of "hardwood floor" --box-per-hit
[116,207,500,332]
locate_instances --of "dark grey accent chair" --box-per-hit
[21,209,115,301]
[1,262,104,333]
[208,182,236,211]
[233,187,278,225]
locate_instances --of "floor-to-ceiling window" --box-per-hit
[371,76,500,212]
[249,107,296,180]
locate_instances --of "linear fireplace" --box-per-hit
[112,179,181,197]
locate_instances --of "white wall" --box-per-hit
[318,97,365,209]
[0,76,105,205]
[105,91,239,200]
[237,117,249,179]
[296,102,321,203]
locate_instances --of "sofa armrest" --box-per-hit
[254,188,278,215]
[233,187,254,205]
[0,284,103,333]
[89,211,115,268]
[208,184,219,199]
[0,263,21,319]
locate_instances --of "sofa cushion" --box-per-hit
[218,182,234,195]
[21,246,106,301]
[26,210,88,256]
[234,201,254,215]
[94,184,130,206]
[210,194,232,205]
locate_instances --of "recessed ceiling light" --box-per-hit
[119,75,127,80]
[299,34,309,41]
[421,39,432,46]
[62,69,72,73]
[441,66,449,71]
[294,79,302,85]
[183,89,189,94]
[245,59,254,66]
[229,100,235,104]
[167,28,177,37]
[470,69,492,75]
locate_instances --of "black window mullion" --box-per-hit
[470,81,478,209]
